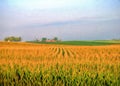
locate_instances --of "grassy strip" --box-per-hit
[27,40,120,46]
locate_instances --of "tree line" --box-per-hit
[35,37,60,42]
[4,36,22,42]
[4,36,60,42]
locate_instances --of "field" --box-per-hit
[28,40,120,46]
[0,42,120,86]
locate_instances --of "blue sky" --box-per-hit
[0,0,120,41]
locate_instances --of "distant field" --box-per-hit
[0,42,120,85]
[28,40,120,46]
[93,40,120,43]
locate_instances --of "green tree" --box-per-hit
[41,37,47,42]
[4,36,22,42]
[53,37,58,41]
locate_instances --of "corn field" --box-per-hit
[0,42,120,86]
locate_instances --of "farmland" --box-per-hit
[28,40,120,46]
[0,42,120,85]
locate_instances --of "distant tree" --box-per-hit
[53,37,58,41]
[41,37,47,42]
[4,36,22,42]
[35,38,39,42]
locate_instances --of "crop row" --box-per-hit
[0,42,120,85]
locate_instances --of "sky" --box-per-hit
[0,0,120,41]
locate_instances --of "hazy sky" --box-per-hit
[0,0,120,41]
